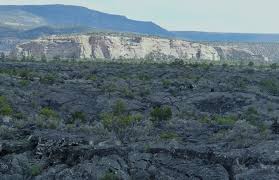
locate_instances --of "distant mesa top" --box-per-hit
[0,4,279,42]
[0,4,277,61]
[0,4,170,37]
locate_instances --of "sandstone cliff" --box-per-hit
[214,46,268,61]
[13,34,267,62]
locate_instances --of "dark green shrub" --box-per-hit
[213,115,237,125]
[39,107,58,119]
[270,63,278,70]
[87,75,97,81]
[101,113,115,130]
[101,171,120,180]
[19,69,33,80]
[71,111,86,123]
[246,68,255,74]
[53,55,61,61]
[138,87,150,97]
[231,76,248,90]
[102,83,117,97]
[112,100,126,116]
[19,80,30,86]
[101,113,142,131]
[40,74,56,84]
[222,63,228,68]
[121,87,135,99]
[189,62,199,68]
[30,164,42,176]
[36,110,61,129]
[138,74,151,81]
[101,100,142,131]
[243,107,259,125]
[13,112,25,120]
[160,132,178,140]
[260,78,279,95]
[162,79,171,88]
[248,61,254,67]
[241,107,267,132]
[0,96,13,116]
[199,115,211,124]
[150,106,172,122]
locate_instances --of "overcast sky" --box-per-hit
[0,0,278,33]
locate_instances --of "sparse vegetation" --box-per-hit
[19,79,30,86]
[260,78,279,95]
[248,61,254,67]
[101,113,141,130]
[270,63,278,70]
[40,74,56,84]
[199,115,211,124]
[38,107,60,129]
[160,132,178,140]
[87,74,97,81]
[150,106,172,122]
[0,60,278,179]
[120,87,135,99]
[212,115,237,125]
[138,74,151,81]
[40,107,58,119]
[0,96,13,116]
[101,171,120,180]
[101,100,142,131]
[71,111,86,123]
[162,79,171,88]
[112,100,126,115]
[30,164,42,176]
[102,83,117,97]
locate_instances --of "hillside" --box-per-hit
[1,5,279,43]
[0,4,279,62]
[0,5,170,37]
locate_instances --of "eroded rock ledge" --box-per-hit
[12,34,267,62]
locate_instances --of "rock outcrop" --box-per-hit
[214,46,269,61]
[12,34,267,62]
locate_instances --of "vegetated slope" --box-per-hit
[0,61,278,179]
[0,4,171,37]
[172,31,279,43]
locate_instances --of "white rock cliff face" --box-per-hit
[13,34,220,61]
[13,34,266,62]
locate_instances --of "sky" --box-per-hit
[0,0,278,33]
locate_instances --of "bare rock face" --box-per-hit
[13,34,220,61]
[12,34,267,62]
[214,46,269,61]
